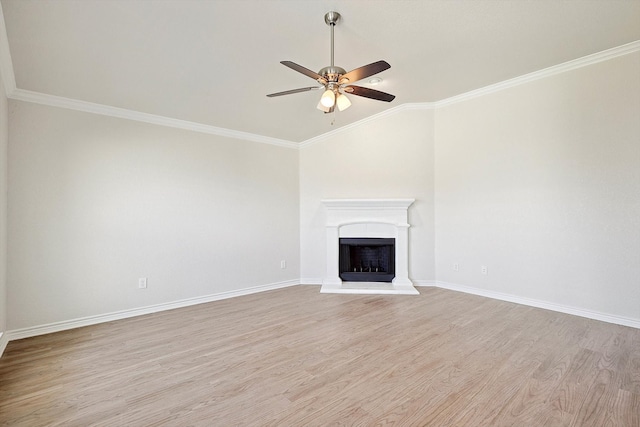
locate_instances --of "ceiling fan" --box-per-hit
[266,11,395,113]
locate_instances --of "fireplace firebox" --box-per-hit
[339,238,395,282]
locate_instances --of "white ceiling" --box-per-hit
[2,0,639,143]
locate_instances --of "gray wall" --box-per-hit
[7,101,300,330]
[434,53,640,319]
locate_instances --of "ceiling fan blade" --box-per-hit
[281,61,325,82]
[344,85,395,102]
[340,60,390,84]
[267,86,321,97]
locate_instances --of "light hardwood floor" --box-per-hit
[1,286,639,426]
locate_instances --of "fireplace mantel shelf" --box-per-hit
[322,199,415,209]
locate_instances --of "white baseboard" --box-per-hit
[0,332,8,358]
[412,279,437,287]
[3,277,638,358]
[299,277,322,285]
[5,279,299,343]
[434,280,640,329]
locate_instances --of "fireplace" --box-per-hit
[339,238,395,282]
[321,199,418,295]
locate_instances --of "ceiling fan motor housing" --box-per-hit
[318,66,347,83]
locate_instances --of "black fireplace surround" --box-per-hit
[339,238,395,282]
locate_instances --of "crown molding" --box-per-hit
[9,89,299,149]
[1,3,297,149]
[299,40,640,147]
[433,40,640,108]
[0,0,637,151]
[298,102,436,149]
[0,2,16,96]
[322,198,415,210]
[0,7,419,149]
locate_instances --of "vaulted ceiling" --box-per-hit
[2,0,639,143]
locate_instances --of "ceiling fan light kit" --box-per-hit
[320,88,336,108]
[336,93,351,111]
[267,11,395,115]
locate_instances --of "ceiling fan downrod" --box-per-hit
[318,11,346,83]
[325,11,340,68]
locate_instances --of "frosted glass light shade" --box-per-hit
[316,100,331,112]
[320,89,336,108]
[336,94,351,111]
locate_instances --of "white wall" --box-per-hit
[299,109,436,284]
[434,52,640,320]
[7,101,299,330]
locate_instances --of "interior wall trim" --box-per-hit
[0,2,16,96]
[8,89,300,149]
[0,0,638,152]
[2,276,639,359]
[2,1,299,148]
[299,40,640,147]
[4,279,299,343]
[412,279,437,287]
[432,40,640,108]
[433,280,640,329]
[0,332,7,359]
[298,102,435,149]
[299,277,323,285]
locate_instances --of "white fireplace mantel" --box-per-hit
[321,199,418,295]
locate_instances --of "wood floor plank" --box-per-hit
[1,285,639,426]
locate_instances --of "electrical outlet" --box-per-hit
[138,277,148,289]
[280,260,286,269]
[453,263,459,271]
[481,266,488,275]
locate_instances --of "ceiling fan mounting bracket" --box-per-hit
[324,11,341,26]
